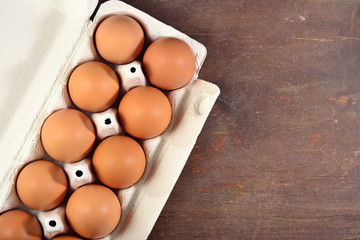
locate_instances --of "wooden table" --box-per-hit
[122,1,360,239]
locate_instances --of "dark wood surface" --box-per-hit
[122,1,360,239]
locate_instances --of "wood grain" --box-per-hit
[121,0,360,239]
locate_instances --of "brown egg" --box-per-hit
[93,135,146,189]
[118,86,172,139]
[66,184,121,239]
[41,109,95,163]
[0,209,42,240]
[52,235,83,240]
[68,61,119,112]
[16,160,68,211]
[143,37,196,90]
[95,15,144,64]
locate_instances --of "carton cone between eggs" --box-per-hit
[0,1,220,239]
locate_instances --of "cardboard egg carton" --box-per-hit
[0,0,220,239]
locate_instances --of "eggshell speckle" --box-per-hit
[93,135,146,189]
[41,109,96,163]
[143,37,196,90]
[0,209,42,240]
[16,160,68,211]
[66,184,121,239]
[118,86,172,139]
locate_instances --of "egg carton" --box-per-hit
[0,0,220,239]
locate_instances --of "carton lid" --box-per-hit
[0,0,97,181]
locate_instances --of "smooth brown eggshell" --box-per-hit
[68,61,119,112]
[143,37,196,90]
[52,235,83,240]
[93,135,146,189]
[41,109,95,163]
[16,160,68,211]
[0,209,42,240]
[118,86,172,139]
[66,184,121,239]
[95,15,145,64]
